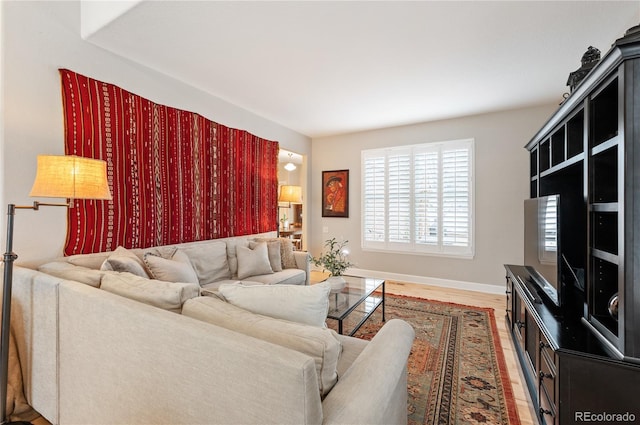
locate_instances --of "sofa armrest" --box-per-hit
[321,319,415,425]
[293,251,311,285]
[57,281,324,424]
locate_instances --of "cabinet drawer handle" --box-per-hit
[540,408,553,416]
[540,341,550,349]
[516,321,525,329]
[539,371,553,381]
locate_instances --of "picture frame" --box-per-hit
[322,169,349,217]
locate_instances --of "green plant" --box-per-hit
[312,237,354,276]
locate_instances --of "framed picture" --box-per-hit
[322,169,349,217]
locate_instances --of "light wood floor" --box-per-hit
[312,271,536,425]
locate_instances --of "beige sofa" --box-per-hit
[10,232,415,424]
[41,231,311,290]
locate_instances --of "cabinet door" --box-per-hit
[513,291,526,349]
[524,308,539,378]
[506,276,513,326]
[538,333,557,425]
[558,352,640,424]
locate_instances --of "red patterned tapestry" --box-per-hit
[60,69,279,255]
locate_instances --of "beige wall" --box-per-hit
[1,1,559,287]
[310,104,557,288]
[0,1,310,264]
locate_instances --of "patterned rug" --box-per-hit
[327,293,520,425]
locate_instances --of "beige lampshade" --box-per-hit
[29,155,112,200]
[278,185,302,204]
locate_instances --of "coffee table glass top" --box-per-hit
[326,275,384,323]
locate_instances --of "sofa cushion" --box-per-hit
[101,272,200,313]
[38,261,105,288]
[279,238,297,269]
[223,237,248,278]
[249,240,282,272]
[143,249,199,284]
[218,282,331,328]
[100,246,149,278]
[254,237,297,269]
[236,242,273,280]
[240,268,306,286]
[182,296,341,396]
[179,241,230,284]
[65,252,111,270]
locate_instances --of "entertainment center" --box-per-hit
[505,25,640,425]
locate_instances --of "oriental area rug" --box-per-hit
[327,293,521,425]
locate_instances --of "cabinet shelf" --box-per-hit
[590,248,619,264]
[590,135,620,156]
[538,153,584,179]
[590,202,618,212]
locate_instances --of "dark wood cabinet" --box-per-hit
[507,24,640,425]
[505,266,640,425]
[526,25,640,361]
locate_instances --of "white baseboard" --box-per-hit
[330,267,506,295]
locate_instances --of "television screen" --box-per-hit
[524,195,561,306]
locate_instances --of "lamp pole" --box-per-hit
[0,205,18,425]
[0,155,111,424]
[1,202,62,425]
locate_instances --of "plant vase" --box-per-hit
[326,275,346,292]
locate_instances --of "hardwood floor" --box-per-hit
[312,271,537,425]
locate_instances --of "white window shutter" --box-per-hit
[362,139,474,257]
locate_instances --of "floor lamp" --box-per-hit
[1,155,112,424]
[277,185,302,237]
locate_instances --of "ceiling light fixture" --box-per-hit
[284,153,296,171]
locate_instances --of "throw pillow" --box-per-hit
[182,296,342,396]
[100,272,200,313]
[218,281,331,328]
[178,241,230,284]
[254,237,297,269]
[143,250,199,284]
[100,246,149,278]
[249,240,282,272]
[236,243,273,279]
[279,238,297,269]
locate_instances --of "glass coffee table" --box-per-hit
[326,276,385,336]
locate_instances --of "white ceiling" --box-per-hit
[82,1,640,138]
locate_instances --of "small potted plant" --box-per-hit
[312,237,354,291]
[280,213,289,229]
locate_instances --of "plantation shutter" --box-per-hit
[442,146,471,248]
[414,147,439,246]
[363,155,386,243]
[362,139,474,257]
[388,150,411,244]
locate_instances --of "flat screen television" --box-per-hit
[524,195,563,307]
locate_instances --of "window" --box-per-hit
[362,139,474,257]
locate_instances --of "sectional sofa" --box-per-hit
[10,232,415,424]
